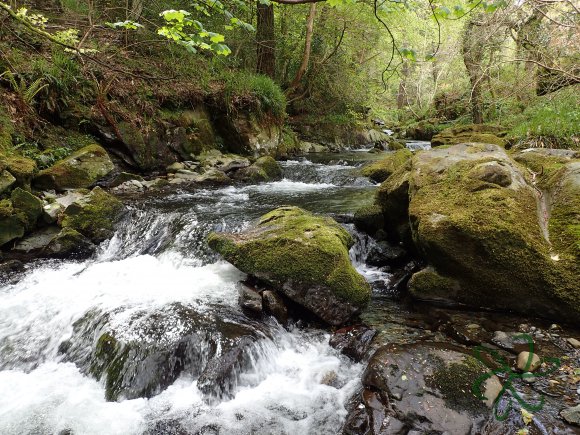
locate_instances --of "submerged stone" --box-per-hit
[208,206,371,325]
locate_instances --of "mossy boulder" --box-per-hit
[208,206,371,325]
[34,144,114,190]
[0,170,16,195]
[361,149,412,183]
[10,188,42,229]
[431,124,506,147]
[0,199,27,247]
[377,143,579,320]
[61,187,125,243]
[0,155,37,190]
[45,227,96,258]
[231,156,282,182]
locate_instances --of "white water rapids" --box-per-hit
[0,154,395,435]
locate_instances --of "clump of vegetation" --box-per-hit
[222,71,287,121]
[507,87,580,149]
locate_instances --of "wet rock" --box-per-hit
[561,405,580,426]
[342,388,405,435]
[61,303,260,401]
[329,325,377,362]
[238,282,262,316]
[12,226,61,253]
[34,144,114,190]
[320,370,339,387]
[109,172,144,188]
[198,337,253,401]
[42,201,63,224]
[231,156,282,183]
[208,206,371,325]
[491,331,534,354]
[365,241,406,266]
[61,187,125,243]
[262,290,288,324]
[362,343,496,434]
[45,228,96,258]
[197,168,232,185]
[516,351,541,372]
[0,259,24,275]
[353,205,384,236]
[360,149,412,183]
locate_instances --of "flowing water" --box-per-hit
[0,145,424,435]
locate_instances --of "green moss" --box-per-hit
[0,155,37,189]
[34,144,114,190]
[354,204,384,235]
[61,187,125,242]
[403,145,579,318]
[408,268,461,301]
[208,206,370,306]
[91,332,130,401]
[431,124,506,147]
[361,149,412,183]
[426,354,488,413]
[10,187,42,229]
[0,104,13,151]
[0,199,27,246]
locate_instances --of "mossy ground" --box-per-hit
[208,206,370,306]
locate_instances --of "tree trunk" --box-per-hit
[289,3,316,90]
[462,17,484,124]
[397,59,410,112]
[256,2,276,78]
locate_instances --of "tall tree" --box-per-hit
[257,2,276,77]
[462,15,485,124]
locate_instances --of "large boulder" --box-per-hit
[208,206,371,325]
[431,124,506,147]
[377,143,579,321]
[60,303,259,401]
[361,149,412,183]
[34,144,114,190]
[61,187,125,242]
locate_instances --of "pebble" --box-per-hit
[517,351,541,372]
[522,372,536,383]
[567,338,580,349]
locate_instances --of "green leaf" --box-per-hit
[400,47,417,61]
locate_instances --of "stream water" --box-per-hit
[0,145,432,435]
[1,141,579,435]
